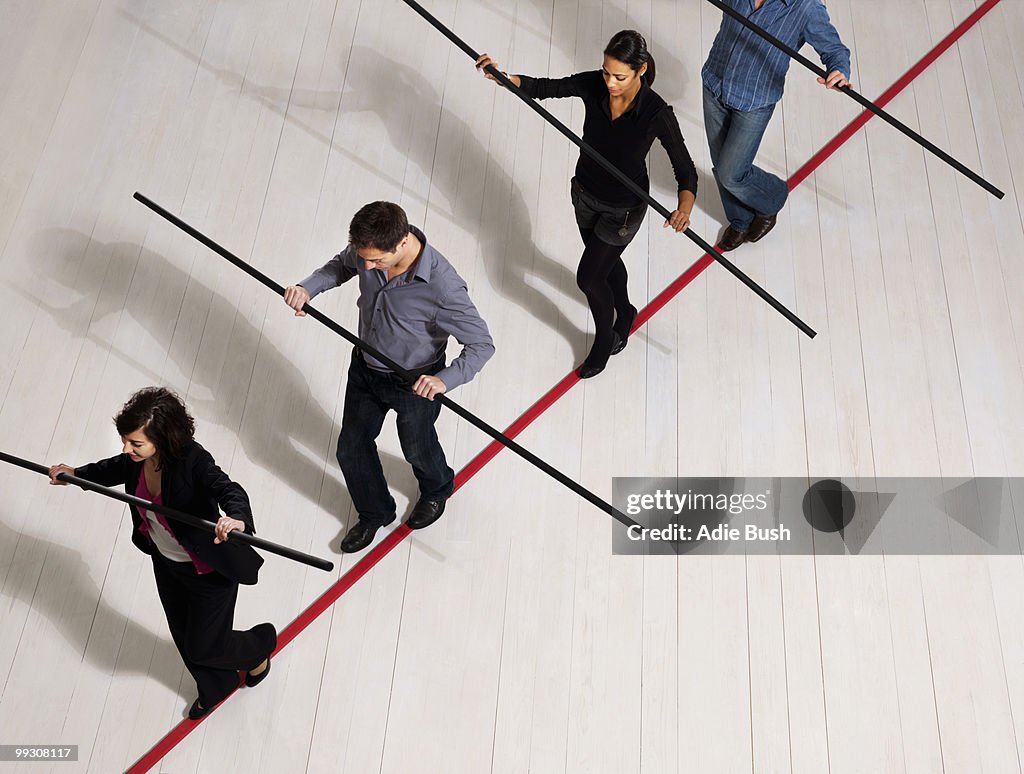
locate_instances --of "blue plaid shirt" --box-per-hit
[702,0,851,111]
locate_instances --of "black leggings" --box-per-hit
[577,227,633,367]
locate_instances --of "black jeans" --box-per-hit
[337,349,454,528]
[151,554,276,708]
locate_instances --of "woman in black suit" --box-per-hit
[48,387,276,720]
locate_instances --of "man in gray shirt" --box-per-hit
[285,201,495,552]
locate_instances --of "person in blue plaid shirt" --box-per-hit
[702,0,851,251]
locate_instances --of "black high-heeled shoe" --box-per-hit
[245,656,271,687]
[188,699,209,720]
[610,330,628,356]
[576,361,605,379]
[613,305,638,346]
[577,333,621,379]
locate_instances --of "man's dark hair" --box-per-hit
[114,387,196,462]
[348,201,410,252]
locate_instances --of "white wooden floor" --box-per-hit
[2,0,1023,771]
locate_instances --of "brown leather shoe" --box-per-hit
[718,225,747,252]
[745,213,778,243]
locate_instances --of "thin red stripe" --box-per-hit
[125,3,1000,768]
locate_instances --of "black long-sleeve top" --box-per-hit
[517,70,698,207]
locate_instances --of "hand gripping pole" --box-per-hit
[0,450,335,571]
[702,0,1003,199]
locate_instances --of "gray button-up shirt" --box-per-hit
[299,226,494,391]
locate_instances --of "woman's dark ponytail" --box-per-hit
[604,30,655,86]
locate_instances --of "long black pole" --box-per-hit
[702,0,1003,200]
[132,192,641,531]
[0,450,335,572]
[397,0,816,339]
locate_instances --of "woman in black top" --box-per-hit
[477,30,698,378]
[48,387,276,720]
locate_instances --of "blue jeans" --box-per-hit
[336,350,454,528]
[703,86,789,232]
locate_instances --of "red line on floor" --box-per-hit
[124,2,1001,769]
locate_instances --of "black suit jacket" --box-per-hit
[75,442,264,584]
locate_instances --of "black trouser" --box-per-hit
[151,553,276,707]
[337,350,454,528]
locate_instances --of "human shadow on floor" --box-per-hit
[0,515,186,697]
[120,9,590,362]
[117,8,433,218]
[26,228,420,548]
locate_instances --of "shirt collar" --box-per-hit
[601,76,650,120]
[406,225,432,282]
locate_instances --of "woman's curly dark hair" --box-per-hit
[114,387,195,462]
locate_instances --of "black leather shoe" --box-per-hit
[406,498,447,530]
[188,698,209,720]
[245,657,271,688]
[718,225,747,252]
[745,212,777,243]
[340,521,382,553]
